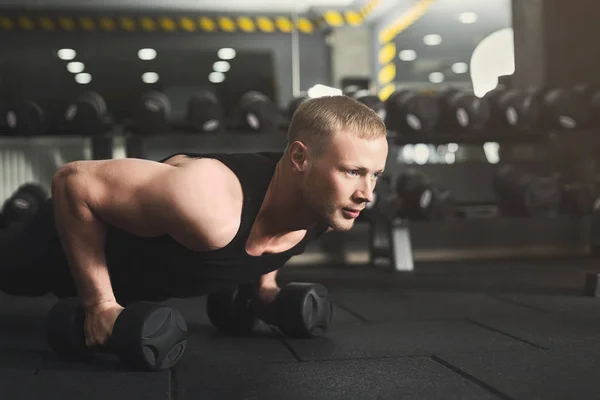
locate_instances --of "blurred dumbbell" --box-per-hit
[384,89,440,135]
[528,87,590,131]
[237,91,281,133]
[559,179,597,216]
[186,90,224,133]
[206,281,332,338]
[5,100,47,135]
[395,169,453,220]
[2,183,47,228]
[64,92,109,136]
[493,165,561,217]
[353,91,386,120]
[484,88,541,133]
[45,297,188,371]
[438,88,491,132]
[131,91,172,134]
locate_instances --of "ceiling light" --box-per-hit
[423,34,442,46]
[66,61,84,74]
[209,71,225,83]
[213,61,230,73]
[398,49,417,61]
[459,12,478,24]
[75,73,91,84]
[57,48,76,60]
[307,84,343,98]
[429,72,445,83]
[217,48,236,60]
[451,62,469,74]
[138,48,157,61]
[142,72,159,83]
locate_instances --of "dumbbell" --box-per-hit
[528,87,590,131]
[353,91,386,120]
[484,88,541,133]
[186,90,224,133]
[395,169,453,220]
[5,100,47,135]
[44,298,188,371]
[493,165,561,217]
[206,282,332,338]
[2,183,47,228]
[438,88,491,132]
[384,89,440,134]
[237,91,281,133]
[131,91,172,134]
[64,91,109,136]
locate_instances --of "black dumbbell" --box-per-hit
[493,165,561,217]
[395,169,452,220]
[65,91,109,136]
[131,91,172,134]
[384,89,440,135]
[5,100,47,135]
[206,282,333,338]
[2,183,47,228]
[528,87,590,131]
[438,88,491,132]
[45,298,188,371]
[186,90,224,133]
[484,88,542,133]
[237,91,281,133]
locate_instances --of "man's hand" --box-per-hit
[84,301,125,348]
[255,284,281,325]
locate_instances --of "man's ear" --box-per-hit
[288,141,309,173]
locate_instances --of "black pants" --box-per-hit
[0,199,76,298]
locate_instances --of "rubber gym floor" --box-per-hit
[2,257,600,400]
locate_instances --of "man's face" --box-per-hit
[302,132,388,232]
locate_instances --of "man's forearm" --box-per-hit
[260,270,278,288]
[52,171,116,308]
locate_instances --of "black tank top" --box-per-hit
[103,151,329,303]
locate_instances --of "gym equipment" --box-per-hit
[353,91,386,120]
[438,88,491,132]
[45,298,188,371]
[584,272,600,297]
[385,89,440,134]
[207,282,332,338]
[559,179,597,216]
[186,90,224,133]
[2,183,47,228]
[493,165,561,217]
[132,91,172,134]
[64,92,108,136]
[484,88,541,132]
[237,91,281,133]
[5,100,47,135]
[395,169,453,220]
[528,87,590,130]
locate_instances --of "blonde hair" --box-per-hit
[286,95,387,157]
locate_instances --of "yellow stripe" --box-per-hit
[378,63,396,85]
[378,84,396,101]
[378,42,396,65]
[379,0,435,44]
[237,16,255,32]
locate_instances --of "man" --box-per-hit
[1,95,388,350]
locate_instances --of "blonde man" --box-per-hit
[1,95,388,349]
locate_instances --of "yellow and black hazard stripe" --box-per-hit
[376,0,435,101]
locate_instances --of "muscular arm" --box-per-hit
[260,270,279,288]
[51,157,240,309]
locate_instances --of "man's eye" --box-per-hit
[348,170,360,176]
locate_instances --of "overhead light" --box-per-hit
[142,72,159,83]
[429,72,445,83]
[209,71,225,83]
[398,49,417,61]
[459,12,478,24]
[423,34,442,46]
[138,48,157,61]
[66,61,84,74]
[217,48,236,60]
[451,62,469,74]
[413,143,430,165]
[57,48,76,60]
[470,28,515,97]
[307,84,343,98]
[213,61,230,73]
[447,143,459,152]
[75,73,91,84]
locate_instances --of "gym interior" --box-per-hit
[2,0,600,398]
